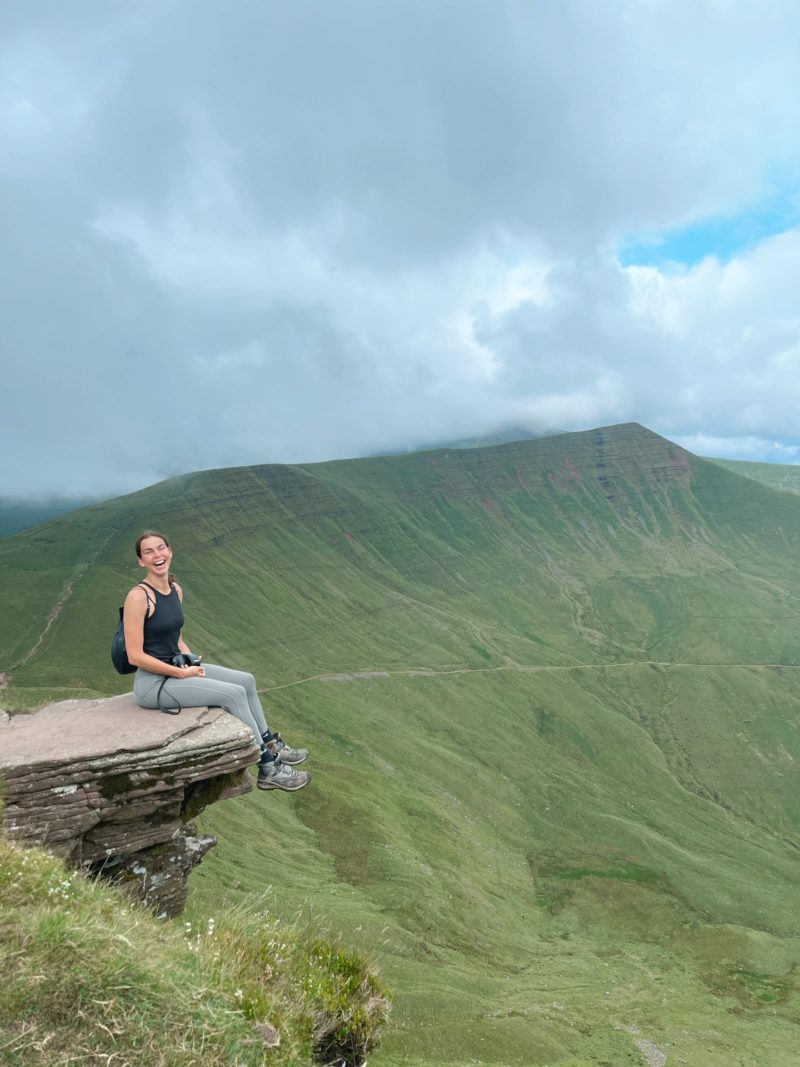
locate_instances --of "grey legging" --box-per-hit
[133,663,269,745]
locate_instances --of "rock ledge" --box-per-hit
[0,694,260,916]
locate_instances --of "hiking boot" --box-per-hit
[266,734,309,765]
[257,758,311,792]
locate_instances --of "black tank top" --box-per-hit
[141,582,184,663]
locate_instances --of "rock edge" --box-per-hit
[0,693,261,917]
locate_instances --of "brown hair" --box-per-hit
[135,530,176,585]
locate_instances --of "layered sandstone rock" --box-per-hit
[0,694,260,917]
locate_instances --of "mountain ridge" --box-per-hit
[4,420,800,698]
[3,422,797,543]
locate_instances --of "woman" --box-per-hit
[124,530,310,792]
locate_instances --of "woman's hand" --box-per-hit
[178,665,206,678]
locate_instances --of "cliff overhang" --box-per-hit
[0,694,261,917]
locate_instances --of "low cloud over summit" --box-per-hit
[3,0,800,497]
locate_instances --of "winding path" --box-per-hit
[261,658,800,692]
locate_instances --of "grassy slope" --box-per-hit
[0,835,387,1065]
[4,423,800,1063]
[706,456,800,496]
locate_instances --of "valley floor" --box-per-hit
[187,664,800,1067]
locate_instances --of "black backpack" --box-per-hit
[111,584,153,674]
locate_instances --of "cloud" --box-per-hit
[2,1,800,496]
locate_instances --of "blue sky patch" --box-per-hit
[618,194,800,269]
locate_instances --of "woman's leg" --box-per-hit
[200,664,270,735]
[134,667,264,746]
[197,666,308,764]
[133,667,310,793]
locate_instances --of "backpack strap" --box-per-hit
[132,582,180,714]
[137,582,155,617]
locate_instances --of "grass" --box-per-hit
[185,664,800,1064]
[0,834,389,1066]
[706,456,800,496]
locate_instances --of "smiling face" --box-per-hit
[137,534,173,581]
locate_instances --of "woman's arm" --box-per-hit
[123,586,204,678]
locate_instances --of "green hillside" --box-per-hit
[0,833,387,1065]
[0,495,98,539]
[4,422,800,1064]
[706,455,800,496]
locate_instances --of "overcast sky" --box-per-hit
[3,1,800,498]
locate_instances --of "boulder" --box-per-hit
[0,693,261,916]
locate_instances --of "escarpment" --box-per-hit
[0,695,261,917]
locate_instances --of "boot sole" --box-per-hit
[257,775,311,791]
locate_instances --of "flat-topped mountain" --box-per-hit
[4,422,800,1065]
[3,421,798,698]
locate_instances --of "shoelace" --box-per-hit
[272,737,305,758]
[276,761,301,777]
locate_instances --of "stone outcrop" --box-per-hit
[0,694,261,917]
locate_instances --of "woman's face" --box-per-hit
[137,535,172,579]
